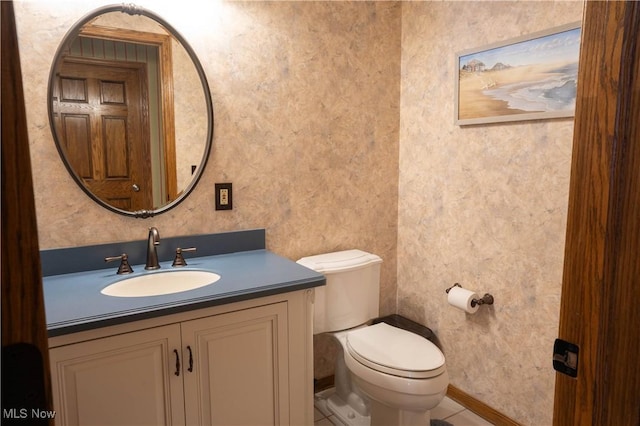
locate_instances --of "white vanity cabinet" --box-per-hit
[49,323,185,425]
[182,302,289,425]
[48,290,314,426]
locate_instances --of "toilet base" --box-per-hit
[315,388,437,426]
[315,388,370,426]
[370,400,430,426]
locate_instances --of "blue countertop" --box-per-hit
[44,249,325,337]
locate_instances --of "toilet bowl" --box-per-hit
[297,250,449,426]
[341,323,449,425]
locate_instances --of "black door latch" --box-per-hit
[553,338,579,378]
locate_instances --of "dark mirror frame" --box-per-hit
[47,3,213,218]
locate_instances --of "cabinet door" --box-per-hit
[182,302,289,426]
[49,324,185,426]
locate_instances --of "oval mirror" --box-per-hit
[47,4,213,218]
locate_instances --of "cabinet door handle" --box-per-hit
[173,349,180,376]
[187,346,194,372]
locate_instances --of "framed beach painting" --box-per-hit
[455,22,582,126]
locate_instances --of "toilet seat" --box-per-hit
[346,323,446,379]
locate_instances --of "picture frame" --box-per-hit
[454,22,582,126]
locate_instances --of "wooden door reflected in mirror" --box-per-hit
[54,58,153,211]
[48,4,213,218]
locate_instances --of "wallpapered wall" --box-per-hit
[16,1,583,424]
[398,1,583,424]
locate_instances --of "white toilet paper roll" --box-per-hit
[447,286,479,314]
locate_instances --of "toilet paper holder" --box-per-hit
[445,283,495,307]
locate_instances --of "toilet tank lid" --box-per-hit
[297,249,382,273]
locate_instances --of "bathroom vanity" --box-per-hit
[43,230,324,426]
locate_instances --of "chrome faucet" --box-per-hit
[145,227,160,270]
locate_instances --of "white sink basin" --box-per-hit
[101,270,221,297]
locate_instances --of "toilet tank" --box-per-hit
[297,250,382,334]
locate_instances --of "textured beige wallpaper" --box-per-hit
[399,1,582,424]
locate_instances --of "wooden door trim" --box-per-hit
[553,1,640,424]
[1,0,52,417]
[79,24,178,200]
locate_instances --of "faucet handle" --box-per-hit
[105,253,134,274]
[172,247,196,267]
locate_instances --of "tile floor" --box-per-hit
[314,392,494,426]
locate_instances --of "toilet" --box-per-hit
[297,250,449,426]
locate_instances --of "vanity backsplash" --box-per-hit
[41,229,266,276]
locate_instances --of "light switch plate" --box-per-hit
[215,183,232,210]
